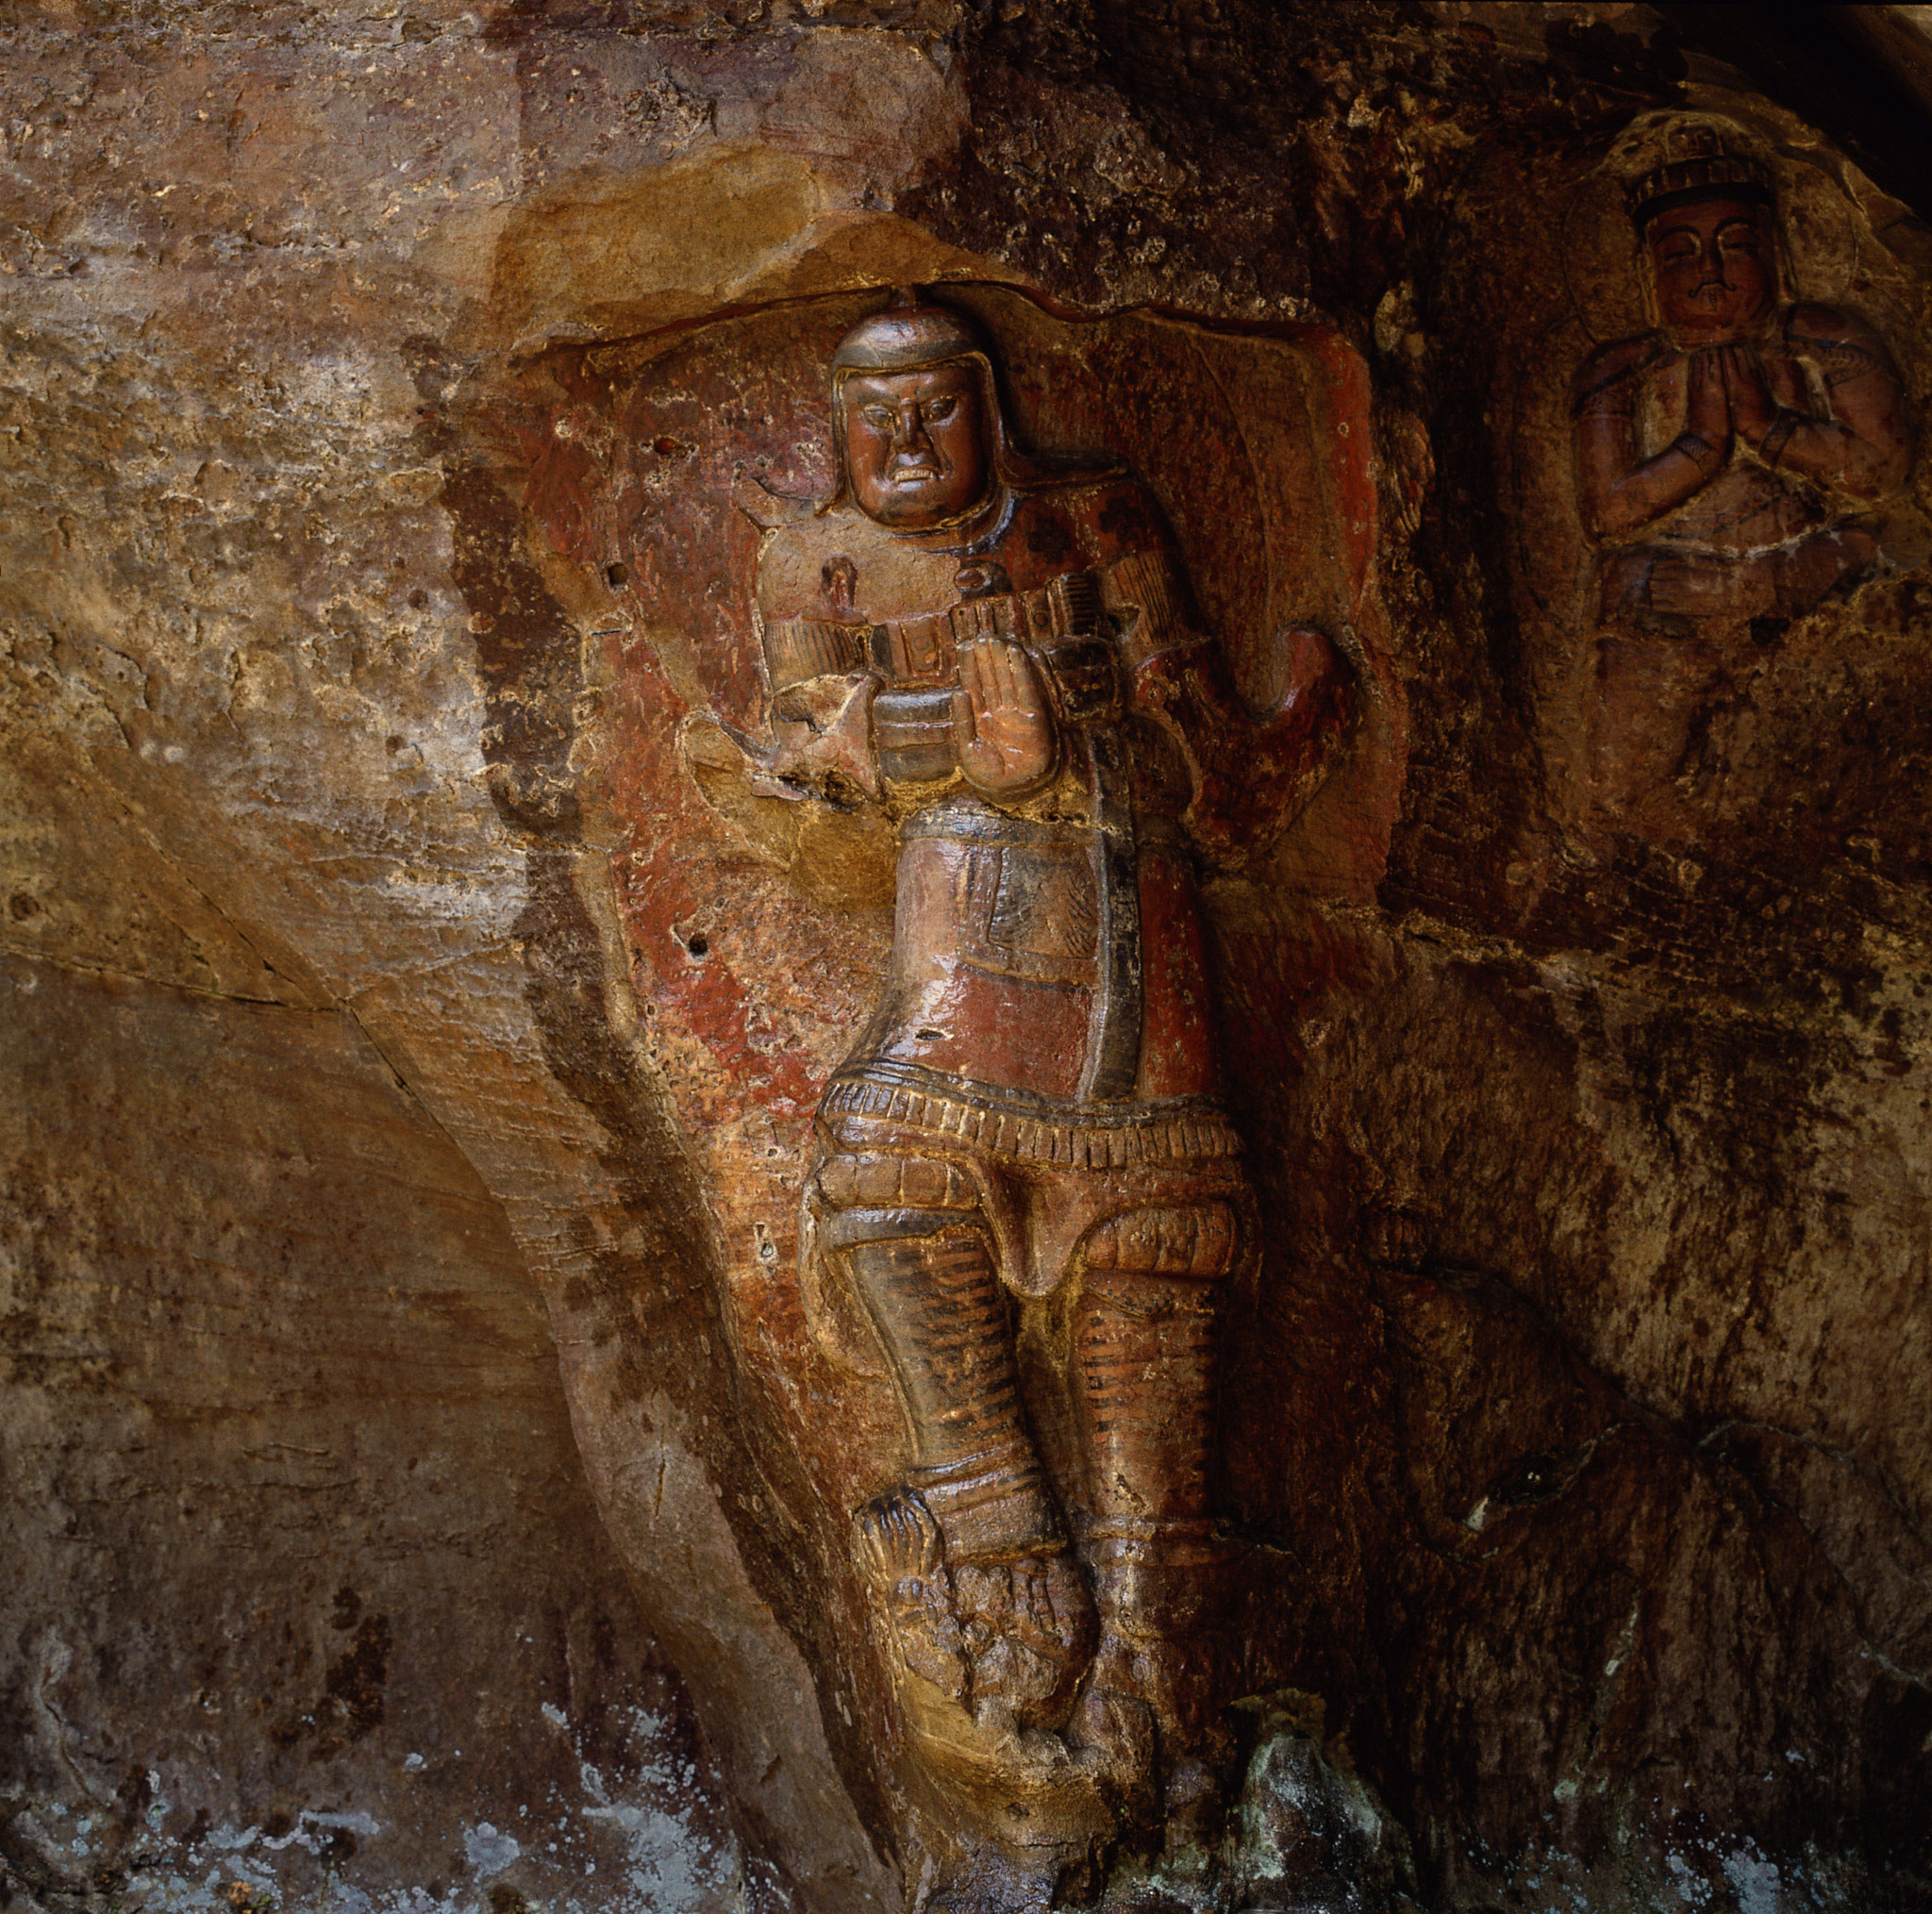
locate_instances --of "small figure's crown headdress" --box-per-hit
[1615,116,1775,232]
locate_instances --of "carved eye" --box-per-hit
[1658,239,1697,264]
[924,395,957,424]
[1718,228,1761,254]
[860,406,893,430]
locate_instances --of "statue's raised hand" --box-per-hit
[951,638,1056,797]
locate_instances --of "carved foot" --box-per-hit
[951,1548,1093,1731]
[1066,1536,1236,1833]
[857,1487,971,1701]
[1066,1632,1234,1844]
[857,1488,1095,1735]
[856,1488,1113,1870]
[1068,1639,1158,1821]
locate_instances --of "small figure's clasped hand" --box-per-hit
[1682,346,1733,458]
[1713,341,1780,446]
[951,638,1056,796]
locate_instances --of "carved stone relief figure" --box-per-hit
[716,292,1351,1898]
[1498,108,1925,847]
[1574,116,1912,634]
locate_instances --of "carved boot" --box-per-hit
[858,1484,1112,1887]
[1065,1229,1235,1828]
[835,1217,1098,1736]
[854,1485,1093,1740]
[1070,1522,1232,1830]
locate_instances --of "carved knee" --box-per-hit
[799,1147,983,1375]
[815,1148,981,1249]
[1081,1199,1237,1279]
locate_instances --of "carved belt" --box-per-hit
[769,575,1121,790]
[822,1071,1241,1169]
[762,570,1106,696]
[761,550,1188,699]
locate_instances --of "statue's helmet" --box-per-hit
[809,288,1120,521]
[820,290,1059,520]
[829,293,991,383]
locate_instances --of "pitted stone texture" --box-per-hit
[0,953,747,1914]
[4,3,1932,1911]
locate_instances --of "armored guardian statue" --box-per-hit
[741,292,1348,1892]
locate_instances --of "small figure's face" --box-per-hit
[841,365,989,529]
[1644,196,1776,340]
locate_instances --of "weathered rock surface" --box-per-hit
[5,3,1931,1911]
[0,955,749,1914]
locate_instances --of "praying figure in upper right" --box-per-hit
[1574,115,1913,632]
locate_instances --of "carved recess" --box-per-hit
[495,287,1392,1903]
[1504,108,1928,848]
[1574,114,1912,634]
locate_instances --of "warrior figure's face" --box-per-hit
[1644,194,1777,341]
[841,363,989,530]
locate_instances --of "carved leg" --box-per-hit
[842,1226,1092,1726]
[830,1202,1109,1877]
[842,1225,1060,1561]
[1066,1202,1238,1820]
[815,1142,1097,1750]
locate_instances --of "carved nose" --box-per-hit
[894,415,933,454]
